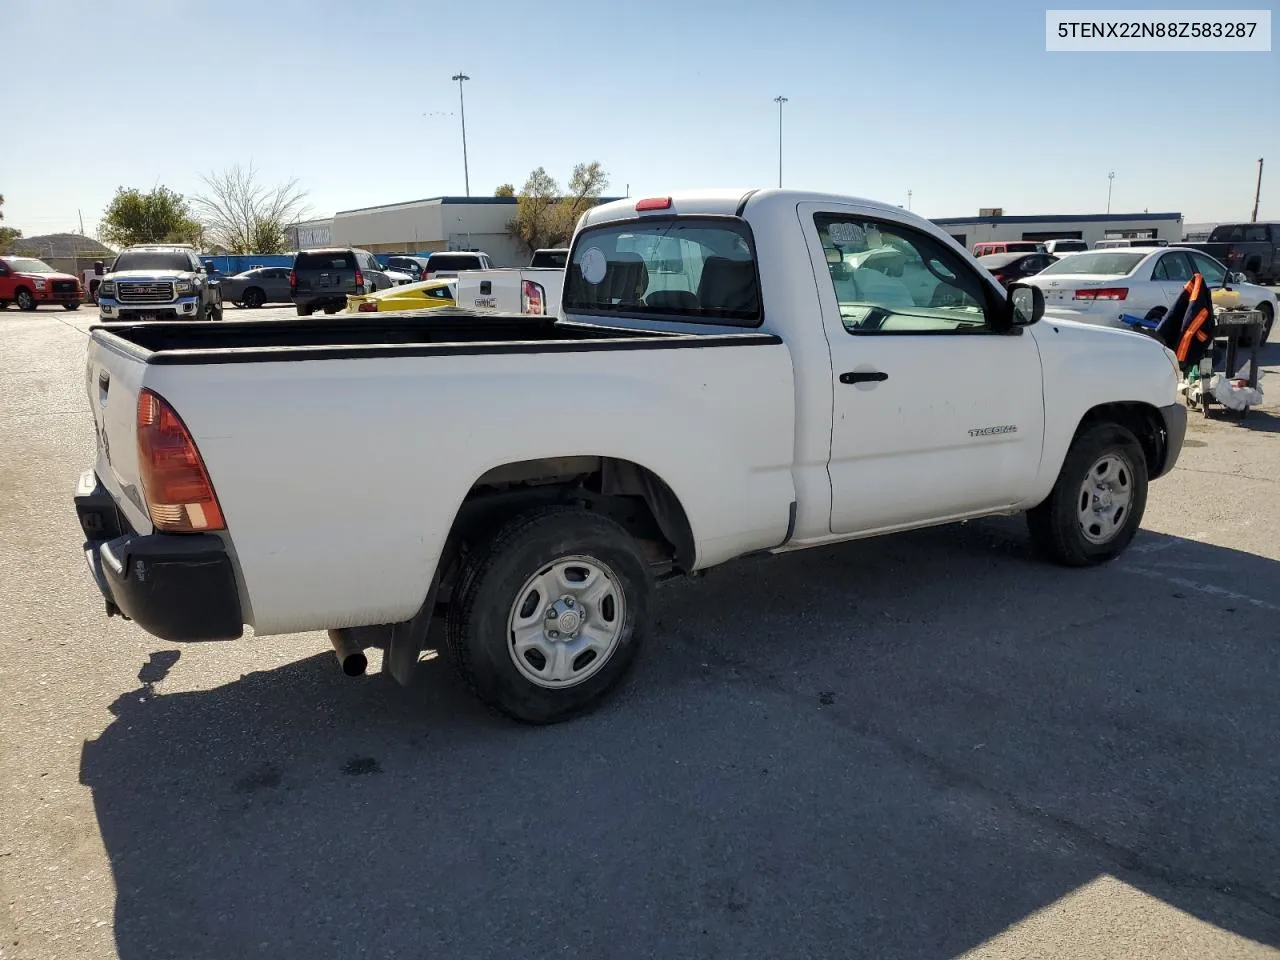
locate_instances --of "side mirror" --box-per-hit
[1006,282,1044,327]
[1228,271,1247,285]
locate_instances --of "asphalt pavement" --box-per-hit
[1,304,1279,959]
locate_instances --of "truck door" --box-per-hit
[798,202,1046,535]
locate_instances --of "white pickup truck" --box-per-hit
[454,249,568,316]
[73,189,1186,724]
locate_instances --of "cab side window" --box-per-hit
[815,214,991,334]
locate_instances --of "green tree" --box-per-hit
[0,194,22,252]
[192,163,309,254]
[100,186,202,247]
[508,167,561,254]
[494,183,515,197]
[507,162,609,254]
[551,161,608,242]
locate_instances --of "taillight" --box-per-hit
[136,389,225,532]
[522,280,546,315]
[357,300,378,312]
[288,270,296,288]
[1074,287,1128,301]
[354,268,364,290]
[635,196,672,211]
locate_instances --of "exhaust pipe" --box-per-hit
[327,629,368,677]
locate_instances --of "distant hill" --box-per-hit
[11,233,115,259]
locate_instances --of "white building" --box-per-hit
[930,211,1183,251]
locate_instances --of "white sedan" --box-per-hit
[1025,247,1276,343]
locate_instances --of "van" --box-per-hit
[971,241,1046,257]
[1093,238,1170,249]
[1043,239,1089,257]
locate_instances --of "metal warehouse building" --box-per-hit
[931,211,1183,251]
[286,196,620,268]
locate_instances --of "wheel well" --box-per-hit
[445,456,695,582]
[1075,402,1165,475]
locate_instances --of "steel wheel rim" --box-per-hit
[507,555,625,689]
[1077,451,1134,545]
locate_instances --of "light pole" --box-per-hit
[1106,171,1115,214]
[452,72,471,197]
[907,189,912,212]
[773,95,788,188]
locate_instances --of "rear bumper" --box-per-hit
[1154,401,1187,480]
[74,469,243,641]
[293,292,357,309]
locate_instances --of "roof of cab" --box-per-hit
[580,188,945,232]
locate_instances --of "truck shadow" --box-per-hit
[81,519,1280,959]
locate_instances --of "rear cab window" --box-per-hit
[295,251,356,271]
[563,218,761,325]
[427,254,482,273]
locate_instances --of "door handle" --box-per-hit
[839,370,888,384]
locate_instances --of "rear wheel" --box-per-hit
[243,287,265,309]
[1027,422,1147,566]
[15,288,36,311]
[446,506,653,724]
[296,304,313,316]
[63,302,80,311]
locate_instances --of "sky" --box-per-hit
[3,0,1277,238]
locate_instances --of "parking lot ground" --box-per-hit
[2,307,1279,960]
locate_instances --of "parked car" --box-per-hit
[345,278,457,313]
[422,250,493,280]
[1092,238,1169,249]
[977,252,1057,289]
[219,267,294,309]
[1043,239,1089,257]
[454,264,565,316]
[529,248,569,269]
[290,247,403,316]
[972,241,1046,257]
[73,188,1188,725]
[97,244,221,322]
[1185,222,1280,285]
[1024,246,1276,342]
[384,255,432,281]
[0,255,82,311]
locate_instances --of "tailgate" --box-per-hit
[85,333,153,535]
[455,270,523,312]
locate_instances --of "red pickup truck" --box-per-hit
[0,255,83,311]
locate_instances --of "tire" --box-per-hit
[1026,422,1148,567]
[211,303,223,322]
[1240,302,1273,348]
[323,304,341,315]
[296,305,313,317]
[15,288,36,311]
[446,506,653,724]
[243,287,265,309]
[63,302,80,311]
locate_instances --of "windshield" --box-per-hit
[563,219,761,324]
[111,251,193,272]
[530,250,568,269]
[7,258,56,274]
[1038,252,1145,276]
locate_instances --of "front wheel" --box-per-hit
[15,289,36,311]
[1027,422,1148,566]
[446,507,653,724]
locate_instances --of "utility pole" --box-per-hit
[78,209,85,236]
[773,96,788,188]
[1251,157,1264,222]
[452,72,471,197]
[1106,171,1115,214]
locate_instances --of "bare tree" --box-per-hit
[192,163,309,254]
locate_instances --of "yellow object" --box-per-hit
[346,279,456,314]
[1211,286,1242,310]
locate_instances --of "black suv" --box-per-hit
[291,247,400,315]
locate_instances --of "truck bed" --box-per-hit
[92,311,777,365]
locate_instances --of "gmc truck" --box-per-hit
[97,244,223,322]
[72,189,1187,725]
[1187,222,1280,285]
